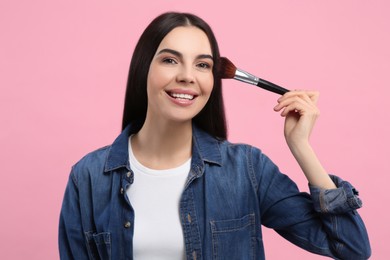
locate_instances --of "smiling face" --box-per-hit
[145,26,214,125]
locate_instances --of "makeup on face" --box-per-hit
[145,26,214,123]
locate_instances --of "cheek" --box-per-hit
[147,67,166,94]
[147,66,174,92]
[200,74,214,96]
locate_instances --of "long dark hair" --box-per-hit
[122,12,227,139]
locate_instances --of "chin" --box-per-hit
[165,114,197,124]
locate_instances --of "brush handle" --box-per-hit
[234,68,289,95]
[256,77,289,95]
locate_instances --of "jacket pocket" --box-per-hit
[85,231,112,260]
[210,213,256,260]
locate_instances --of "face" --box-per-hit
[145,26,214,124]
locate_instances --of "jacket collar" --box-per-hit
[104,122,222,173]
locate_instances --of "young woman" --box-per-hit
[59,12,371,260]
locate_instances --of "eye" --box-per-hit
[162,58,178,64]
[196,62,212,70]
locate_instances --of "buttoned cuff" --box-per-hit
[309,175,362,214]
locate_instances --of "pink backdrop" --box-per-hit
[1,1,389,259]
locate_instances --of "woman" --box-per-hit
[59,12,371,259]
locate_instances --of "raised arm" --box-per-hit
[273,90,336,189]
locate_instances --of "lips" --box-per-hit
[169,92,194,100]
[166,90,198,100]
[165,90,198,106]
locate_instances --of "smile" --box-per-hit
[166,91,197,101]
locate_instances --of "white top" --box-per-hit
[127,136,190,260]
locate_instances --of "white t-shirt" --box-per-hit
[127,136,190,260]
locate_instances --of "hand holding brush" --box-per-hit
[218,57,289,95]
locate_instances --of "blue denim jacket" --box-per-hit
[59,123,371,260]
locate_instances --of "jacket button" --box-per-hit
[192,251,196,260]
[187,213,192,223]
[120,188,124,194]
[127,172,131,178]
[124,221,131,228]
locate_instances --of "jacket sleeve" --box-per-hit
[252,147,371,259]
[58,170,90,260]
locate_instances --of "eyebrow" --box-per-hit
[156,48,213,61]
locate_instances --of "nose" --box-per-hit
[176,65,195,84]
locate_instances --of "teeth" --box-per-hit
[171,93,194,100]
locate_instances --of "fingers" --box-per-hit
[280,90,319,104]
[274,90,320,117]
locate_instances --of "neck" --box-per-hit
[131,116,193,170]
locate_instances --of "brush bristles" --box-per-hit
[218,57,237,79]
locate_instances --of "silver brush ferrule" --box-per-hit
[234,68,259,85]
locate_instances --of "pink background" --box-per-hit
[1,0,389,259]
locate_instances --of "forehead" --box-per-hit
[156,26,212,55]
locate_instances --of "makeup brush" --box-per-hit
[218,57,289,95]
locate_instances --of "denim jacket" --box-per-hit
[59,122,371,260]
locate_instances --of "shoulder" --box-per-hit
[218,139,278,175]
[213,140,280,192]
[219,139,264,160]
[70,145,111,183]
[73,145,111,169]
